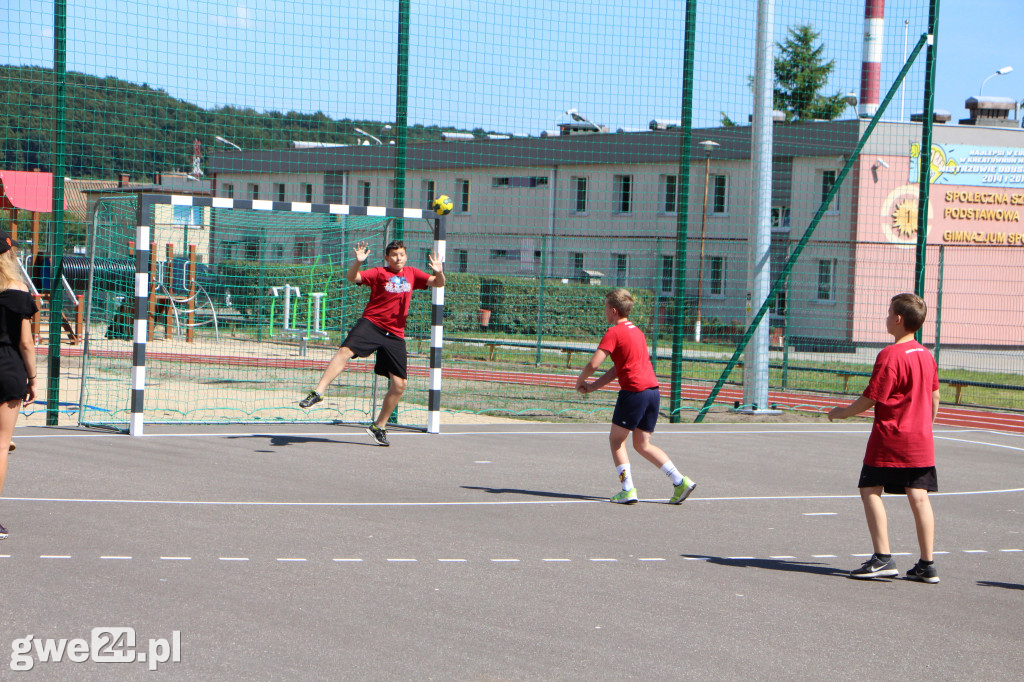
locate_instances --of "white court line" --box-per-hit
[11,426,984,442]
[1000,549,1023,552]
[964,550,988,553]
[770,555,796,559]
[387,558,417,562]
[10,486,1023,507]
[590,558,617,562]
[161,556,191,561]
[277,558,307,562]
[491,559,520,563]
[935,435,1024,453]
[333,558,362,562]
[812,554,837,558]
[438,559,467,563]
[542,558,571,562]
[219,557,248,561]
[638,558,666,562]
[40,555,71,559]
[803,512,837,516]
[100,556,132,560]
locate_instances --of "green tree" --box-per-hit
[773,24,847,122]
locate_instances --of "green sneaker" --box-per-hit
[669,476,697,505]
[610,488,639,504]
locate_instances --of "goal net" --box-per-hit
[78,195,444,433]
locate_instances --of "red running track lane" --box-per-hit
[55,346,1024,434]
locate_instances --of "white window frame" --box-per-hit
[816,258,837,302]
[821,169,839,214]
[613,175,633,214]
[172,205,203,227]
[457,178,471,213]
[710,175,728,215]
[572,176,588,214]
[705,255,726,298]
[661,174,678,214]
[421,179,436,207]
[613,253,628,286]
[659,256,674,295]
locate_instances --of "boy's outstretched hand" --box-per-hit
[428,251,444,273]
[353,242,370,262]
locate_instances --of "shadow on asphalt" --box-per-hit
[977,580,1024,591]
[223,434,372,448]
[681,555,852,578]
[462,486,605,501]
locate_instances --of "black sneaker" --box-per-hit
[366,424,390,446]
[299,390,323,408]
[906,561,940,584]
[0,521,8,540]
[849,554,898,579]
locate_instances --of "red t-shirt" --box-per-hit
[862,340,939,467]
[597,320,659,392]
[358,266,430,338]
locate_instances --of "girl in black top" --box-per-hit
[0,228,37,539]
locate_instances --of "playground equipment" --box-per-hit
[269,284,328,355]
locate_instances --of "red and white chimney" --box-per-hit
[859,0,885,117]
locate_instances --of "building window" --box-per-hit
[493,176,548,188]
[223,183,234,199]
[422,179,436,208]
[821,170,838,213]
[706,256,725,296]
[710,175,728,214]
[172,205,202,226]
[276,183,286,202]
[572,177,588,213]
[248,183,259,201]
[771,206,791,229]
[359,181,371,206]
[295,236,314,261]
[457,179,471,212]
[614,253,628,286]
[304,183,313,203]
[614,175,632,213]
[660,256,674,294]
[272,243,284,260]
[490,249,520,262]
[455,249,468,273]
[662,174,678,213]
[570,252,584,272]
[817,259,836,301]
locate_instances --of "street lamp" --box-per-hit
[980,66,1013,96]
[694,139,720,343]
[565,108,601,132]
[214,135,242,151]
[354,127,383,145]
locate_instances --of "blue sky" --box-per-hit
[2,1,1021,137]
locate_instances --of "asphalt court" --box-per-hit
[2,422,1022,679]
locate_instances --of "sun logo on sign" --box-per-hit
[892,199,918,239]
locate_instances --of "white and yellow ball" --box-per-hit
[431,195,454,215]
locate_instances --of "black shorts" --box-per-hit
[858,465,938,495]
[611,387,660,433]
[340,318,408,379]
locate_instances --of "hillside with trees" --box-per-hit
[0,65,502,179]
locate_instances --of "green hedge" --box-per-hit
[478,276,654,338]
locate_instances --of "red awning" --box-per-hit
[0,170,53,213]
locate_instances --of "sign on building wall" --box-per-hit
[910,143,1024,188]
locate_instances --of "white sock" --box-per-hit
[616,464,634,491]
[661,461,684,486]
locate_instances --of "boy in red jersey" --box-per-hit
[299,240,444,446]
[829,293,941,583]
[575,289,696,505]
